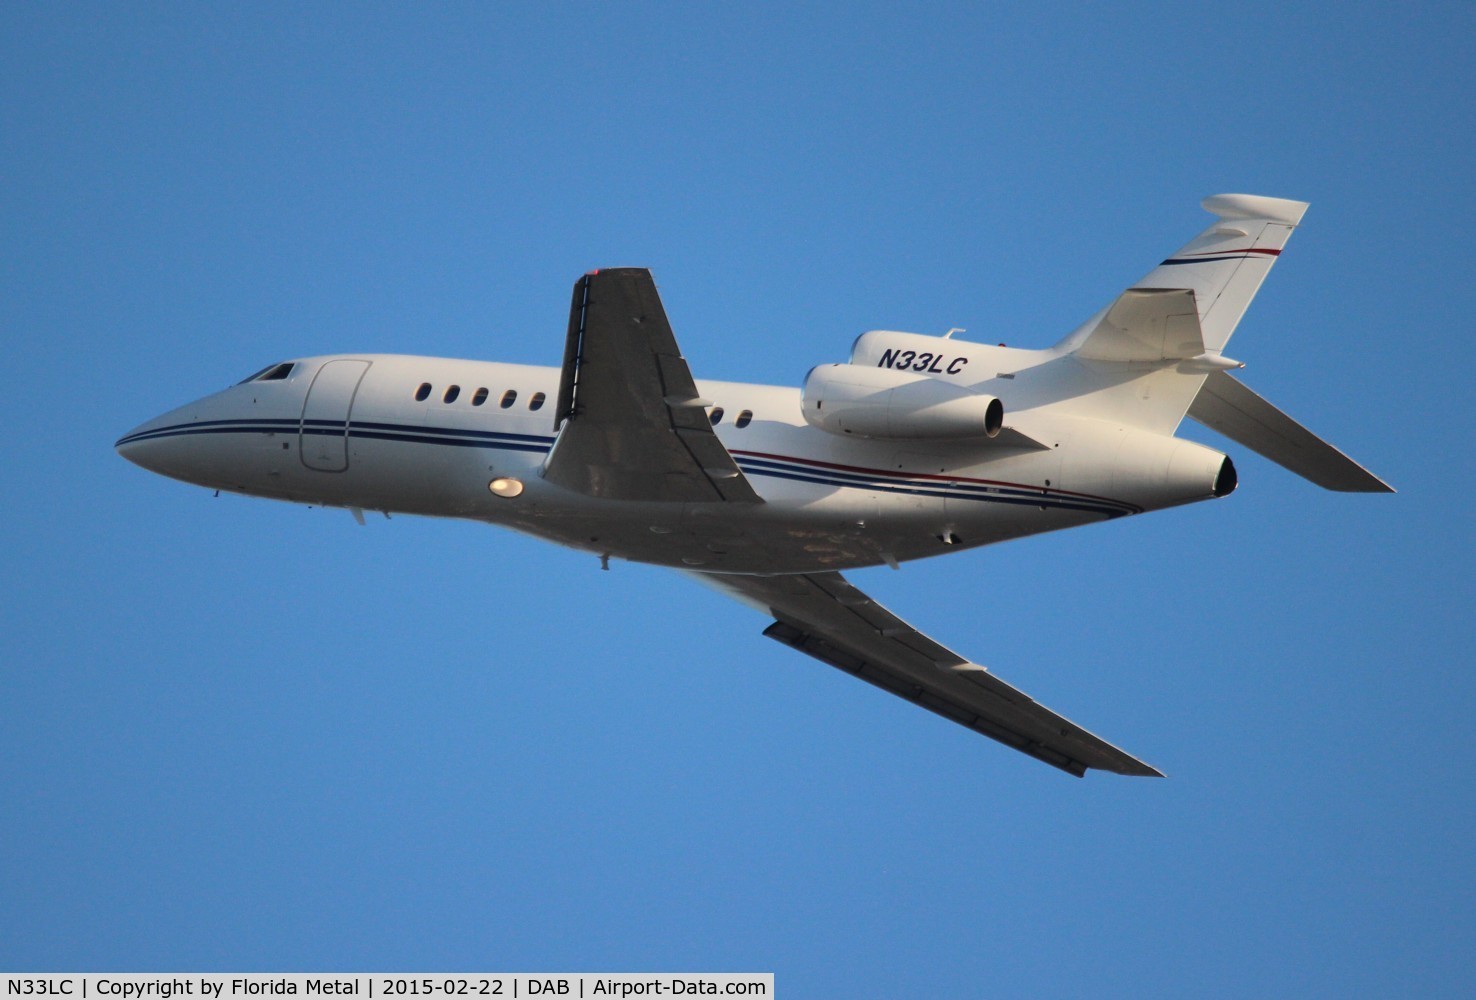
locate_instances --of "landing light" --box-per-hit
[489,477,524,498]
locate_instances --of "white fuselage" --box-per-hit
[117,341,1231,576]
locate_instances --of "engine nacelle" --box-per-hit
[801,364,1004,439]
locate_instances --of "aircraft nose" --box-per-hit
[117,380,298,488]
[115,415,183,476]
[115,406,226,484]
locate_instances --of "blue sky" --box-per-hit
[3,2,1472,995]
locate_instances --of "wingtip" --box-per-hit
[1329,474,1396,494]
[1111,762,1166,778]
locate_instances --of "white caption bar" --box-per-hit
[4,976,772,1000]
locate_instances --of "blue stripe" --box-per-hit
[117,417,558,453]
[351,420,556,445]
[735,455,1139,516]
[116,417,300,446]
[1159,254,1262,265]
[118,418,1135,517]
[738,453,1093,503]
[741,464,1129,518]
[350,428,551,452]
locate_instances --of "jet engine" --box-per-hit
[801,364,1003,439]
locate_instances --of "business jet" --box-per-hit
[117,194,1390,777]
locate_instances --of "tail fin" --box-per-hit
[1044,195,1391,491]
[1049,194,1308,434]
[1133,193,1308,353]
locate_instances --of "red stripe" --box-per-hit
[1181,247,1281,257]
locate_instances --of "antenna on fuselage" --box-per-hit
[943,328,965,339]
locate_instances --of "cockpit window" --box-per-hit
[237,362,295,384]
[237,364,275,384]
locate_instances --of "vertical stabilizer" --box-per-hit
[1132,194,1308,352]
[1048,195,1308,434]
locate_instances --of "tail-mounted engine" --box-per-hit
[801,364,1004,439]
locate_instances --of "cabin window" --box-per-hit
[529,391,546,411]
[735,409,753,428]
[443,385,461,404]
[709,407,725,426]
[500,390,517,408]
[472,387,489,406]
[415,383,432,401]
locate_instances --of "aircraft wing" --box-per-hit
[542,268,762,503]
[695,570,1163,777]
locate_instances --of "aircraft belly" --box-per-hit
[342,436,545,516]
[493,493,883,574]
[483,485,1092,574]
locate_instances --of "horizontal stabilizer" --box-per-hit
[1187,371,1393,492]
